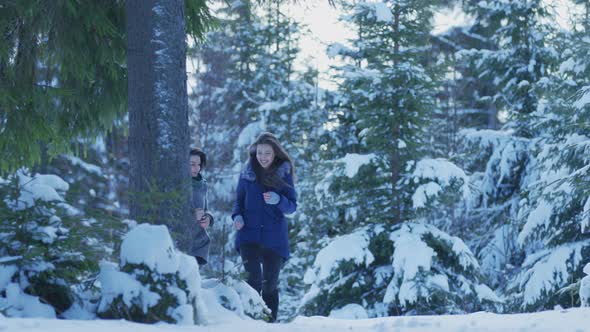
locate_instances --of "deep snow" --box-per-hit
[2,308,589,332]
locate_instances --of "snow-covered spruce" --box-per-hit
[312,153,378,229]
[457,0,554,136]
[504,134,590,311]
[457,129,529,289]
[97,224,204,324]
[460,129,529,206]
[0,170,100,318]
[581,263,590,307]
[409,158,470,222]
[300,222,501,317]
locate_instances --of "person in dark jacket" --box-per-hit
[232,132,297,323]
[190,148,214,265]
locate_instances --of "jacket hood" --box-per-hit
[192,173,205,182]
[240,160,291,181]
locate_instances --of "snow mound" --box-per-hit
[329,303,369,319]
[120,223,179,274]
[98,224,202,325]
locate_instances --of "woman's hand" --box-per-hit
[263,191,280,205]
[195,208,205,221]
[234,215,244,230]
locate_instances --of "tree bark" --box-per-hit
[126,0,193,252]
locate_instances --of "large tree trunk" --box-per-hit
[126,0,193,252]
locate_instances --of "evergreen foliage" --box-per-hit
[300,223,501,317]
[444,0,590,312]
[0,0,212,173]
[502,3,590,310]
[0,171,103,316]
[4,0,590,323]
[97,261,198,324]
[459,0,556,137]
[0,1,126,172]
[97,224,202,324]
[328,0,441,224]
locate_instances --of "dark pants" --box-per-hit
[240,243,283,322]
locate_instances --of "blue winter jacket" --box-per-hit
[232,161,297,259]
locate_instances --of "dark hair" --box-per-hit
[190,148,207,168]
[249,132,295,188]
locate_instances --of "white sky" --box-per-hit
[285,2,354,90]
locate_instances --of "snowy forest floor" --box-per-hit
[3,308,590,332]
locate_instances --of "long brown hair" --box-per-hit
[249,132,295,188]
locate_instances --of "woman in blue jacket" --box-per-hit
[232,132,297,322]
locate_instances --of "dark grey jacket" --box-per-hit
[192,174,208,210]
[191,175,214,264]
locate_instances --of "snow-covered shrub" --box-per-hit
[200,277,270,322]
[299,226,378,317]
[0,281,58,318]
[384,223,502,314]
[51,150,130,251]
[506,242,590,311]
[0,170,100,317]
[580,263,590,307]
[329,303,368,319]
[97,224,203,325]
[300,222,502,317]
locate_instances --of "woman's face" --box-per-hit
[190,155,201,177]
[256,144,275,169]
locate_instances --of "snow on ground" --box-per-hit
[2,308,590,332]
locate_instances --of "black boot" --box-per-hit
[262,289,279,322]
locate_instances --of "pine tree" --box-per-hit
[326,1,440,224]
[0,1,126,172]
[300,223,501,317]
[452,0,557,293]
[0,171,107,317]
[296,0,504,318]
[460,0,555,138]
[504,1,590,311]
[0,0,212,175]
[429,8,503,158]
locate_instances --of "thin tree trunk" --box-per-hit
[451,55,458,154]
[488,105,497,129]
[238,2,251,129]
[391,4,402,224]
[126,0,194,253]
